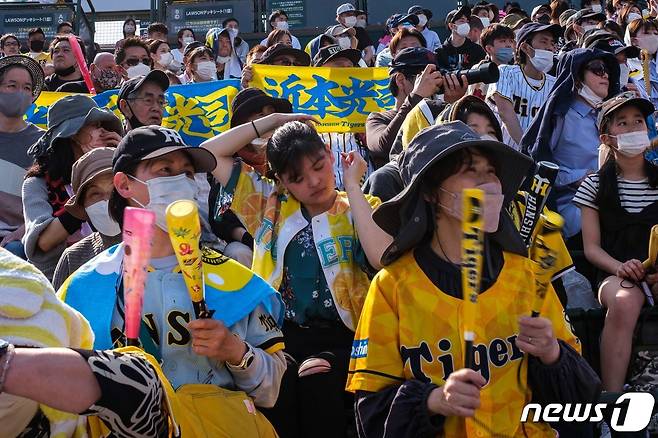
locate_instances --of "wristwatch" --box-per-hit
[0,340,9,361]
[226,342,255,371]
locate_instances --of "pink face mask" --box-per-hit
[439,182,504,232]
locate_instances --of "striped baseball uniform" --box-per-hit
[487,65,556,150]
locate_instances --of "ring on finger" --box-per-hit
[528,336,533,344]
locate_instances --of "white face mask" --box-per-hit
[579,84,604,106]
[627,12,643,23]
[637,35,658,55]
[85,200,121,236]
[455,23,471,37]
[356,18,367,28]
[338,36,352,49]
[182,36,195,46]
[591,3,603,13]
[479,17,491,27]
[614,130,650,156]
[276,21,289,31]
[196,60,217,80]
[529,48,554,73]
[480,133,498,141]
[216,55,232,64]
[124,25,136,34]
[131,174,199,232]
[228,28,239,38]
[158,52,173,67]
[417,14,428,27]
[344,16,357,27]
[582,24,598,33]
[126,62,151,78]
[619,63,630,86]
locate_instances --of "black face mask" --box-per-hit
[55,65,77,77]
[29,40,44,52]
[125,101,145,130]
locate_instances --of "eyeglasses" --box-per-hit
[128,95,166,107]
[125,58,151,67]
[585,60,609,77]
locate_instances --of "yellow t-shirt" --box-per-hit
[347,250,580,437]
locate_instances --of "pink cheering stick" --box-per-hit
[68,35,96,95]
[122,207,156,346]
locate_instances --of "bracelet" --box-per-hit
[251,120,261,138]
[0,344,15,394]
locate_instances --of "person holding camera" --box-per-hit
[365,48,467,169]
[436,6,486,71]
[486,22,561,150]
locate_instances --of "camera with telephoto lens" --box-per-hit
[437,62,500,92]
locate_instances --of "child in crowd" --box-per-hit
[202,113,392,437]
[574,92,658,393]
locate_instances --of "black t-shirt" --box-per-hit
[355,27,373,51]
[56,80,90,93]
[44,74,83,92]
[435,37,486,71]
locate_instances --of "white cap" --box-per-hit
[336,3,356,15]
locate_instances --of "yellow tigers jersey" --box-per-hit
[508,191,574,281]
[346,251,580,438]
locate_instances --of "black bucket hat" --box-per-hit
[373,121,533,265]
[0,54,45,99]
[230,87,292,128]
[28,94,123,158]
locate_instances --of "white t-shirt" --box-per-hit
[573,173,658,213]
[486,64,556,150]
[171,48,184,64]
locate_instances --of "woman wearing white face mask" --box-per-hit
[149,39,176,73]
[171,27,195,64]
[573,93,658,397]
[628,18,658,108]
[187,46,217,83]
[52,148,122,289]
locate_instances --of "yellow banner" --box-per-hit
[250,65,395,133]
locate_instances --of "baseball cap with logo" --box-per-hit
[313,44,361,66]
[112,125,216,174]
[336,3,356,15]
[584,30,641,58]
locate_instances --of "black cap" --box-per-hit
[446,5,471,24]
[408,5,433,20]
[313,44,361,67]
[584,30,641,58]
[257,43,311,66]
[597,91,655,129]
[515,22,562,45]
[118,70,169,103]
[392,13,420,28]
[571,8,606,24]
[389,47,437,74]
[112,125,217,174]
[230,87,292,128]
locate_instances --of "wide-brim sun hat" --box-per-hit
[27,94,123,158]
[373,121,533,264]
[0,55,45,99]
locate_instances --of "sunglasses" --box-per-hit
[125,58,151,67]
[585,60,609,77]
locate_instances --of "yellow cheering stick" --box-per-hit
[528,211,564,317]
[461,188,485,370]
[165,200,213,319]
[642,225,658,271]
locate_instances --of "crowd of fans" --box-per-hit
[1,0,658,437]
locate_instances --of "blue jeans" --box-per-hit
[3,240,26,260]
